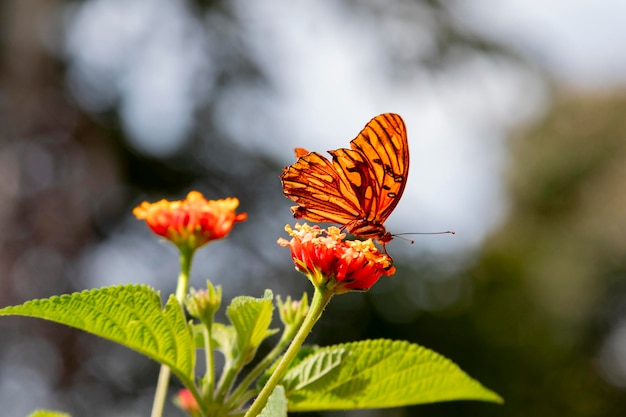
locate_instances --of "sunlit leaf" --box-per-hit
[226,290,278,364]
[256,345,320,390]
[258,385,287,417]
[280,346,345,391]
[284,339,502,411]
[0,285,195,383]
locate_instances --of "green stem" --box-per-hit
[215,355,244,406]
[229,390,257,413]
[150,246,195,417]
[244,287,333,417]
[203,320,216,400]
[150,365,172,417]
[225,328,293,410]
[175,246,193,302]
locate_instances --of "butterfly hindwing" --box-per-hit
[281,151,362,224]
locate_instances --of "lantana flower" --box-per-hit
[277,223,395,293]
[133,191,247,251]
[174,388,200,417]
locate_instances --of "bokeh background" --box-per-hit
[2,0,626,416]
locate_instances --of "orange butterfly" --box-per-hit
[280,113,408,247]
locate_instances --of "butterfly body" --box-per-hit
[281,113,408,247]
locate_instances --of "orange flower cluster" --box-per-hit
[133,191,247,251]
[278,224,395,293]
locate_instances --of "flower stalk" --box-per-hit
[239,224,395,415]
[186,281,222,403]
[244,286,334,417]
[226,295,308,411]
[135,191,246,417]
[151,247,196,417]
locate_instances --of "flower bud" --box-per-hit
[185,280,222,325]
[174,389,200,417]
[277,293,309,329]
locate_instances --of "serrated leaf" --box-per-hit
[27,410,71,417]
[226,290,278,363]
[283,339,502,411]
[257,345,320,390]
[281,347,345,391]
[258,385,287,417]
[0,285,195,383]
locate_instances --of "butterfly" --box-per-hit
[280,113,408,247]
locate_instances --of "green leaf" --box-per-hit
[192,322,238,362]
[226,290,278,364]
[27,410,71,417]
[0,285,195,383]
[257,345,320,390]
[283,339,502,411]
[258,385,287,417]
[281,347,345,392]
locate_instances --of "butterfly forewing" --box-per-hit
[351,113,408,222]
[280,113,409,244]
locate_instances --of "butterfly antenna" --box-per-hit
[393,231,456,244]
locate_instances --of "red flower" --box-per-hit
[175,388,200,416]
[278,224,395,293]
[133,191,247,251]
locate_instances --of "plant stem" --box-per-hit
[244,287,333,417]
[203,320,216,399]
[150,365,172,417]
[225,328,292,410]
[150,246,194,417]
[215,355,244,406]
[175,246,193,302]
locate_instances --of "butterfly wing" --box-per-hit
[331,113,408,224]
[280,113,409,242]
[281,149,365,225]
